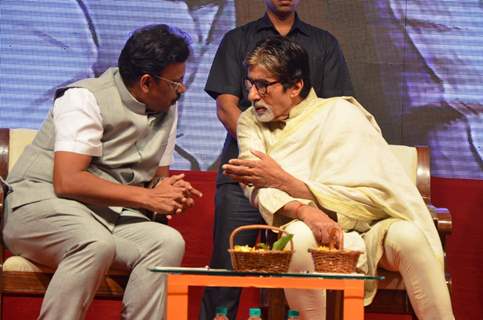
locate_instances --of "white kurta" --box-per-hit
[237,89,444,303]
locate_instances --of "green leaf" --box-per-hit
[272,234,293,251]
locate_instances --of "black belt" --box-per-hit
[141,209,168,224]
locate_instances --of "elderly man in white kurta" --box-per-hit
[222,36,454,320]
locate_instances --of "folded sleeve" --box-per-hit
[256,187,313,225]
[53,88,103,156]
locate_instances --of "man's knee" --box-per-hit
[166,228,185,255]
[284,221,317,272]
[385,221,428,255]
[153,227,185,265]
[284,220,317,248]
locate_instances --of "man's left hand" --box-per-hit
[151,174,202,218]
[222,150,288,189]
[172,177,203,209]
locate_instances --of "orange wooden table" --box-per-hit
[151,267,381,320]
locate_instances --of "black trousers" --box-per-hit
[199,183,265,320]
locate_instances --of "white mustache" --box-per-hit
[254,101,268,108]
[252,101,275,123]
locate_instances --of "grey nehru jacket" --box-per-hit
[6,68,176,230]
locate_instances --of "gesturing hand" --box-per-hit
[297,205,343,249]
[222,150,288,189]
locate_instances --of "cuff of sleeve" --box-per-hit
[257,188,313,225]
[158,158,173,166]
[240,184,255,206]
[55,141,102,157]
[204,86,241,100]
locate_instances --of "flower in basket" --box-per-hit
[314,245,337,252]
[233,234,293,253]
[233,245,253,252]
[233,243,270,252]
[229,225,294,273]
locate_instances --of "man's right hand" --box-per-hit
[296,205,343,249]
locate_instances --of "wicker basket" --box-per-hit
[308,228,361,274]
[228,224,294,273]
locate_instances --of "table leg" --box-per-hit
[166,280,189,320]
[343,280,365,320]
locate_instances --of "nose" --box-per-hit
[247,84,260,102]
[178,83,187,94]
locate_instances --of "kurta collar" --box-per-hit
[256,13,309,37]
[262,88,317,130]
[113,68,149,115]
[288,88,318,119]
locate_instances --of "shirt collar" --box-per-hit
[256,13,309,37]
[113,68,149,115]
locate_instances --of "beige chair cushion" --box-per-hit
[2,256,54,272]
[2,256,128,276]
[8,128,37,172]
[4,130,43,273]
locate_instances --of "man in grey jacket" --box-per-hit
[3,24,202,320]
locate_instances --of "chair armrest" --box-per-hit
[0,177,8,226]
[0,178,5,263]
[427,204,452,251]
[0,184,4,215]
[427,204,453,292]
[427,204,452,235]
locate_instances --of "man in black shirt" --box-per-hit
[200,1,353,319]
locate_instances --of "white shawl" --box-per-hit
[237,89,444,303]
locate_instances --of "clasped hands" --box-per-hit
[146,174,202,219]
[222,150,288,189]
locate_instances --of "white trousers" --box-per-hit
[3,198,185,320]
[283,220,454,320]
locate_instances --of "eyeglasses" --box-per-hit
[152,75,185,91]
[244,78,280,96]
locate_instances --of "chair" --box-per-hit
[365,145,452,317]
[263,145,452,320]
[0,128,129,319]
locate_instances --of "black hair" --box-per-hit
[118,24,191,86]
[245,36,311,98]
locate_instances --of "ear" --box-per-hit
[290,79,304,98]
[139,74,155,94]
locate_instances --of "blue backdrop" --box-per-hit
[1,0,481,179]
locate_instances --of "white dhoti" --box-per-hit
[283,220,453,320]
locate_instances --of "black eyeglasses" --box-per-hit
[152,75,185,91]
[244,78,280,96]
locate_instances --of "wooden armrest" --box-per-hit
[0,177,5,263]
[0,185,4,215]
[427,204,452,235]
